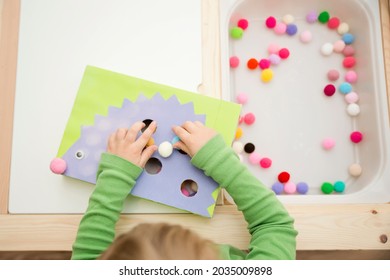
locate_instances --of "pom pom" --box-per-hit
[349,163,362,177]
[274,22,287,35]
[342,33,355,45]
[350,131,363,143]
[272,182,284,194]
[327,69,340,81]
[235,127,243,139]
[279,48,290,59]
[334,181,346,192]
[318,11,330,23]
[268,43,280,54]
[158,141,173,158]
[333,40,346,53]
[324,84,336,96]
[327,17,340,29]
[286,24,298,36]
[321,43,334,56]
[50,158,67,174]
[243,112,256,125]
[345,70,358,83]
[247,58,259,70]
[230,27,244,39]
[268,54,281,65]
[339,82,353,94]
[265,16,277,28]
[343,56,356,68]
[244,143,255,153]
[297,182,309,194]
[261,69,273,82]
[260,157,272,168]
[321,182,334,194]
[322,138,336,150]
[259,59,271,69]
[306,11,318,23]
[236,93,248,104]
[284,182,297,194]
[338,22,350,35]
[249,152,261,165]
[237,18,249,30]
[230,56,240,68]
[232,141,244,154]
[345,92,359,103]
[300,30,312,43]
[347,103,360,116]
[282,14,295,24]
[278,171,290,183]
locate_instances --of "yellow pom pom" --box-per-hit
[261,69,273,82]
[146,137,155,147]
[235,127,243,139]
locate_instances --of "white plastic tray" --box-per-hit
[220,0,390,203]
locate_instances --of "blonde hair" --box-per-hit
[99,223,219,260]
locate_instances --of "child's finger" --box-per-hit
[135,121,156,149]
[139,145,157,167]
[126,121,145,142]
[194,121,204,127]
[173,141,190,156]
[116,128,128,140]
[172,125,190,142]
[182,121,197,133]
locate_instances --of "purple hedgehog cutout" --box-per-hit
[61,93,219,217]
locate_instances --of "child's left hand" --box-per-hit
[107,121,157,168]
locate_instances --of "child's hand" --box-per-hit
[107,121,157,168]
[172,121,217,157]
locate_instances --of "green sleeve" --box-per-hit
[71,153,142,260]
[191,135,298,260]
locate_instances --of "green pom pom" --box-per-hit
[230,27,244,39]
[318,11,330,23]
[334,181,346,192]
[321,182,333,194]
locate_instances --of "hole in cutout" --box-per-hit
[145,157,162,175]
[180,179,198,197]
[141,119,155,133]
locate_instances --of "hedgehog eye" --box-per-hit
[75,150,85,159]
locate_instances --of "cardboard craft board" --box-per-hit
[54,66,241,217]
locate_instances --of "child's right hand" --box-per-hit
[172,121,217,157]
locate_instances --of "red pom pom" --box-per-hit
[247,58,259,70]
[278,171,290,183]
[343,56,356,68]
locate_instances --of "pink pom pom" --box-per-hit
[249,152,262,165]
[322,138,336,150]
[279,48,290,59]
[236,93,248,104]
[230,56,240,68]
[259,59,271,69]
[244,112,256,125]
[350,131,363,143]
[265,16,277,28]
[345,92,359,103]
[345,70,358,83]
[284,182,297,194]
[274,22,287,35]
[50,158,67,174]
[260,157,272,168]
[268,43,280,54]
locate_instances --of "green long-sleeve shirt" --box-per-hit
[71,135,297,260]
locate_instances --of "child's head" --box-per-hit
[99,223,219,260]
